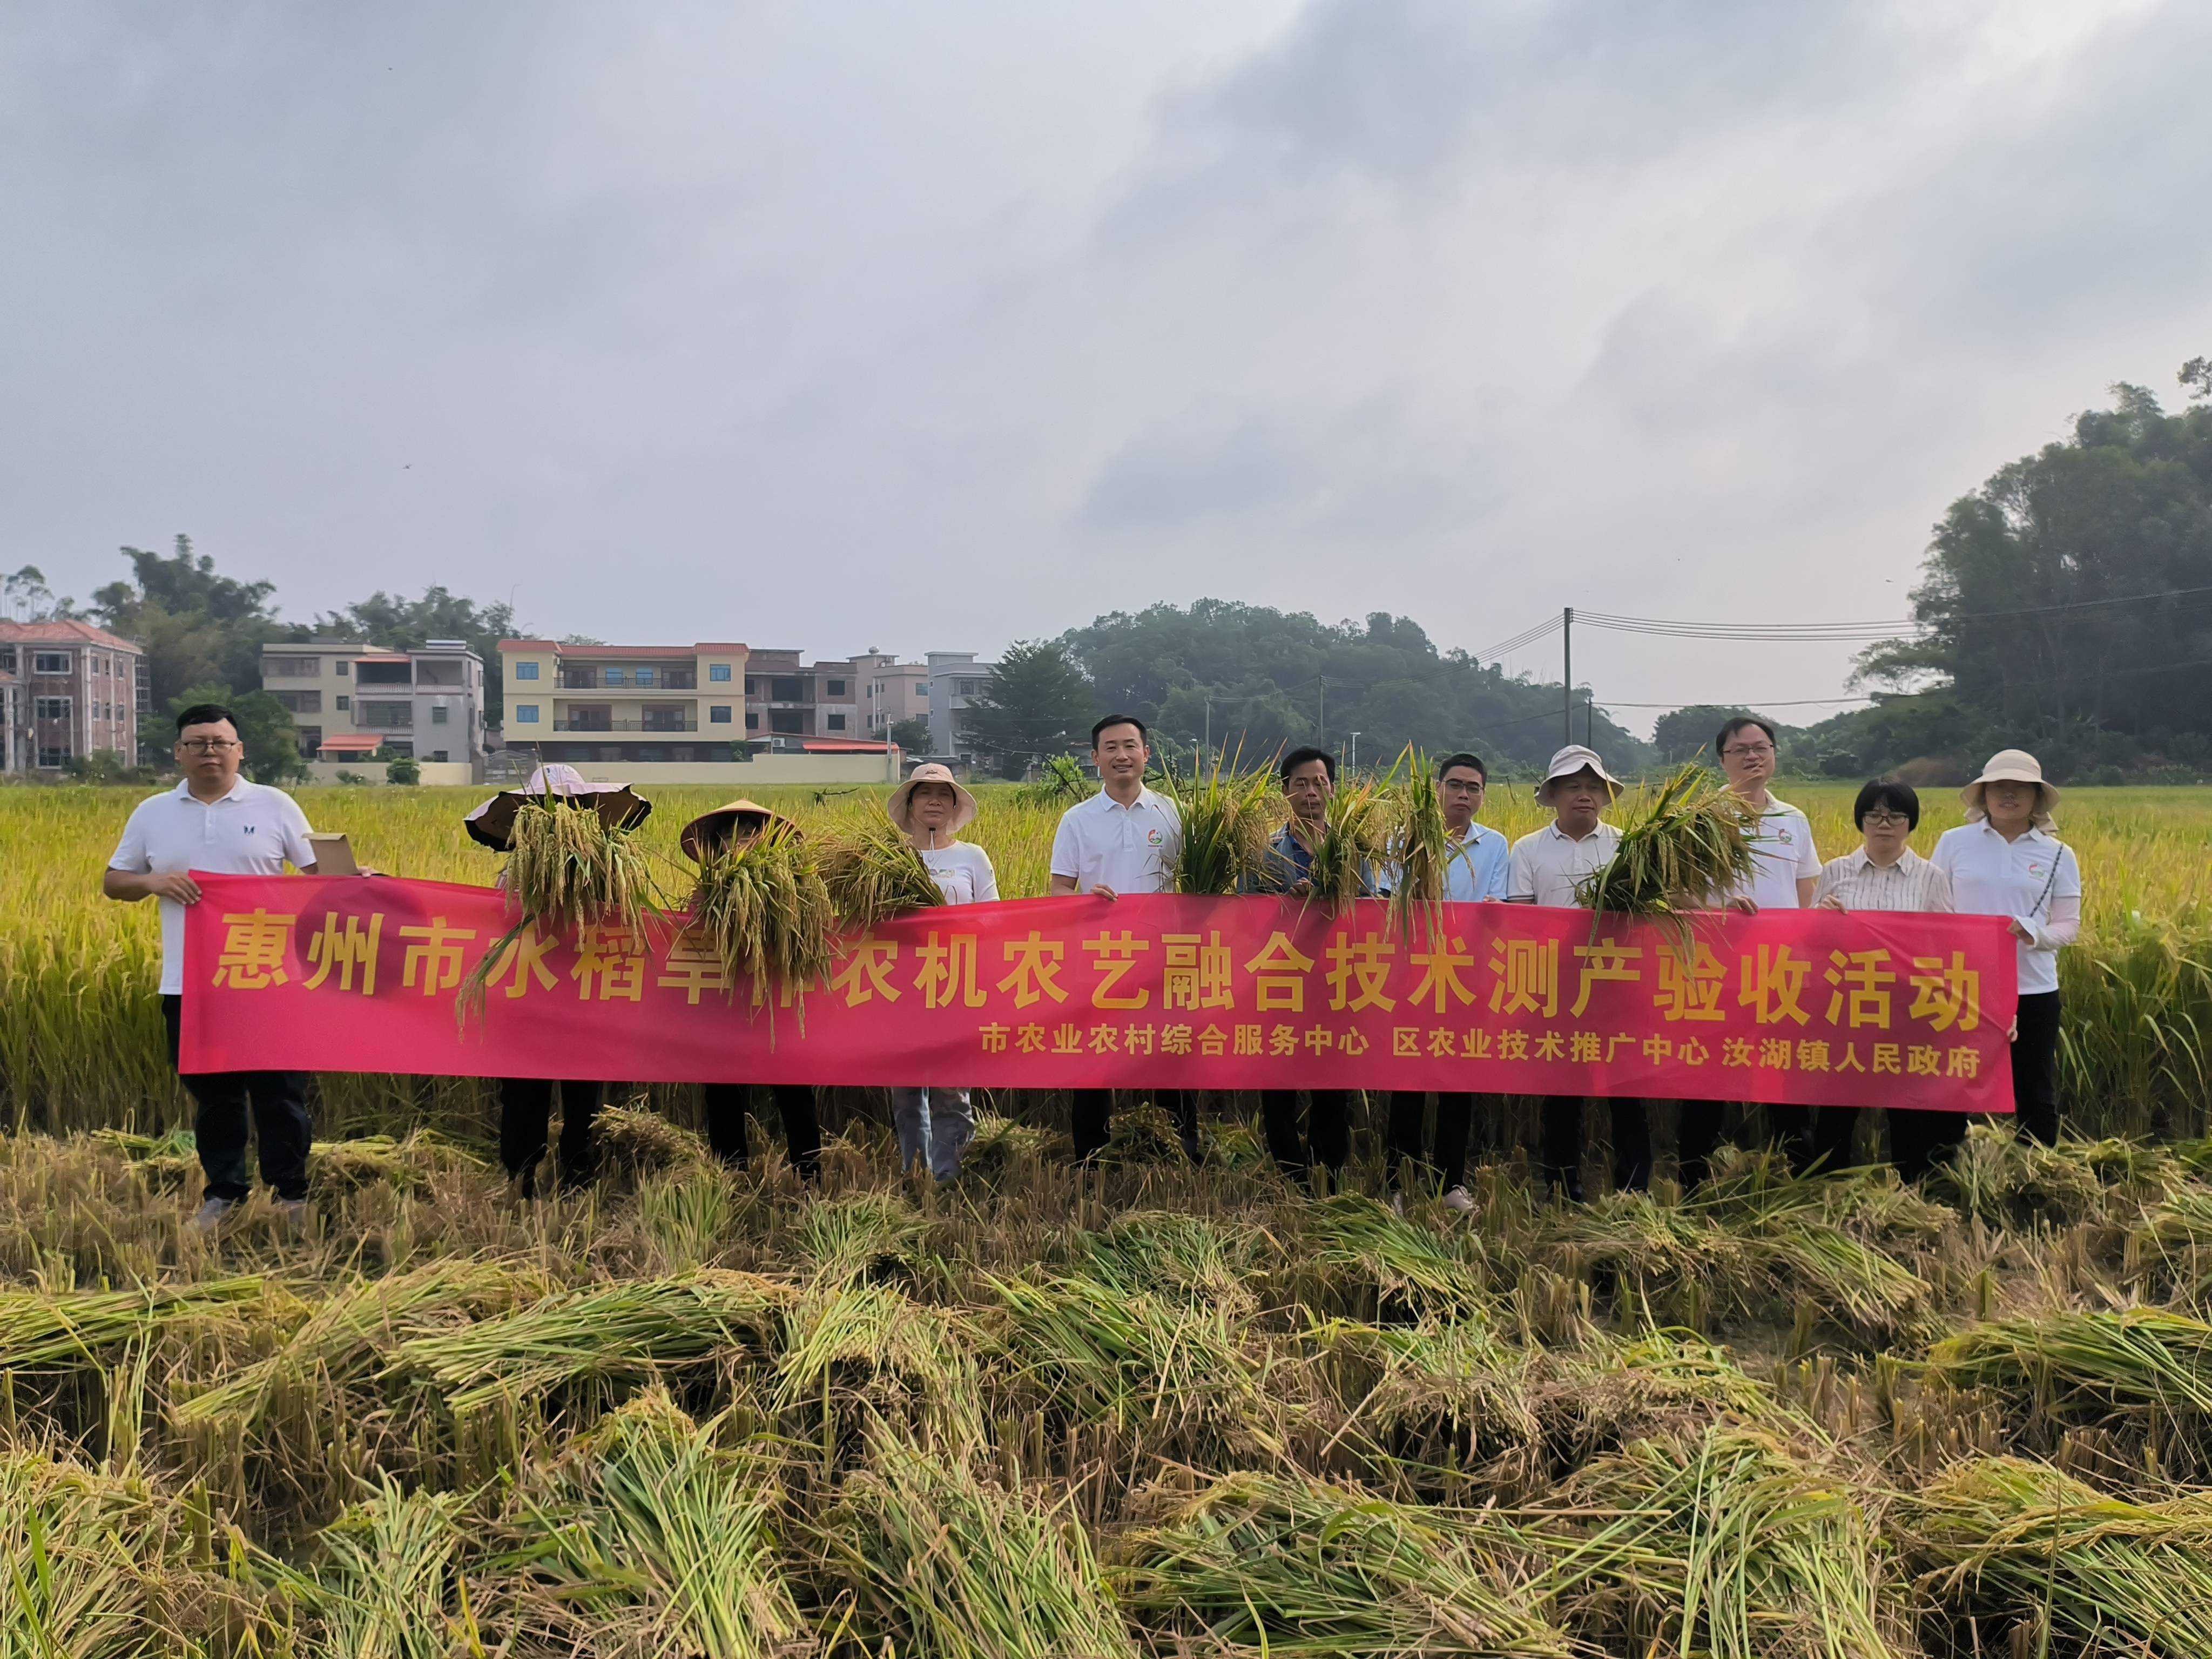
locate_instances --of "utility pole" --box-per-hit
[1349,731,1361,773]
[1203,694,1211,768]
[1317,676,1326,746]
[1562,607,1574,748]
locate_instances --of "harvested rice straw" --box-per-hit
[0,1277,265,1372]
[1383,744,1454,942]
[686,819,835,1010]
[459,798,659,1022]
[1161,747,1275,896]
[273,1478,478,1659]
[1901,1454,2212,1659]
[820,1435,1141,1659]
[817,813,943,930]
[511,1391,801,1659]
[1303,777,1392,906]
[1921,1305,2212,1428]
[1575,764,1756,925]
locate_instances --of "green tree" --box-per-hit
[143,684,307,785]
[1844,366,2212,778]
[1650,705,1805,768]
[964,640,1092,777]
[1062,601,1648,775]
[888,716,933,754]
[89,537,291,733]
[316,586,518,721]
[1,565,81,622]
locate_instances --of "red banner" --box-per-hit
[180,874,2016,1111]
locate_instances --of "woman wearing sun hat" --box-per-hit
[1932,750,2081,1152]
[885,764,1000,1178]
[680,798,824,1182]
[467,764,651,1196]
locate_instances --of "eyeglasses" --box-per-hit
[1862,811,1909,827]
[177,739,238,754]
[1722,744,1775,758]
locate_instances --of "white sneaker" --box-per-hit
[190,1196,238,1235]
[1390,1191,1406,1217]
[275,1198,311,1238]
[1442,1185,1475,1214]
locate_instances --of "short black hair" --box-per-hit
[1279,745,1335,785]
[1437,751,1487,784]
[174,703,239,738]
[1090,713,1147,747]
[1714,715,1777,756]
[1852,779,1920,830]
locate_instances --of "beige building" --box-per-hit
[261,639,487,775]
[851,651,932,738]
[0,620,145,772]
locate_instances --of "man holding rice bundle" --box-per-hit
[1250,745,1376,1189]
[1507,745,1635,1198]
[677,798,825,1182]
[105,702,322,1234]
[1386,751,1507,1213]
[883,763,999,1179]
[1049,714,1193,1164]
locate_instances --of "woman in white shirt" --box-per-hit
[1792,780,1956,1177]
[888,764,999,1178]
[1931,750,2081,1151]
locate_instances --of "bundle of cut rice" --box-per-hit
[687,819,835,1009]
[817,814,943,931]
[1161,749,1276,895]
[1576,765,1756,919]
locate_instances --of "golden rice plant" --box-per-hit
[817,814,944,930]
[1161,747,1276,896]
[687,819,835,1008]
[1577,764,1756,920]
[1301,778,1392,906]
[459,799,659,1021]
[1380,744,1454,939]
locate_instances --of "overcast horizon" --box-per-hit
[6,1,2209,737]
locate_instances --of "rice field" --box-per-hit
[6,779,2212,1656]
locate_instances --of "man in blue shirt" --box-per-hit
[1387,752,1505,1212]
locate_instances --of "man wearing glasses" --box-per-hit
[1387,752,1507,1211]
[105,703,319,1234]
[1682,715,1822,1184]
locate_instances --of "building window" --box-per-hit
[37,746,68,768]
[32,652,70,675]
[770,709,804,734]
[35,697,71,721]
[745,712,760,730]
[515,705,540,724]
[264,656,320,677]
[770,676,804,702]
[917,682,929,698]
[826,712,847,731]
[430,704,449,724]
[709,664,731,682]
[710,705,732,724]
[826,678,847,697]
[0,648,14,672]
[605,668,625,686]
[635,667,654,686]
[514,662,539,680]
[359,701,414,729]
[273,690,321,714]
[431,750,449,763]
[335,695,350,711]
[356,661,410,685]
[743,677,757,694]
[335,659,350,677]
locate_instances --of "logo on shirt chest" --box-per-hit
[1146,828,1164,846]
[241,825,256,836]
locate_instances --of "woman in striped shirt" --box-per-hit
[1792,780,1955,1177]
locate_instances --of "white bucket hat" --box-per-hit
[1537,744,1622,803]
[887,762,978,834]
[1961,749,2058,824]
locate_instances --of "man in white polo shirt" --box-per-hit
[104,702,319,1233]
[1701,714,1821,1184]
[1049,712,1185,1163]
[1508,745,1634,1198]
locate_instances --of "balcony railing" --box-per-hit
[553,719,700,733]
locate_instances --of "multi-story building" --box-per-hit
[850,651,932,739]
[260,639,488,774]
[926,651,997,761]
[500,639,751,765]
[0,620,145,772]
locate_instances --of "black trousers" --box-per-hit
[703,1082,822,1181]
[1386,1091,1474,1194]
[1261,1090,1351,1184]
[1676,1099,1728,1187]
[498,1078,605,1190]
[2011,989,2062,1147]
[1071,1089,1198,1163]
[1540,1097,1648,1195]
[1768,1104,1861,1173]
[163,995,312,1203]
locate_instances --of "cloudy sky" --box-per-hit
[5,0,2209,729]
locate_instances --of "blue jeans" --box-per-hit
[890,1088,974,1180]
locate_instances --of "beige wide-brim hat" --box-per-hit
[463,764,651,851]
[680,798,802,862]
[1536,744,1623,804]
[886,762,978,834]
[1960,748,2058,822]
